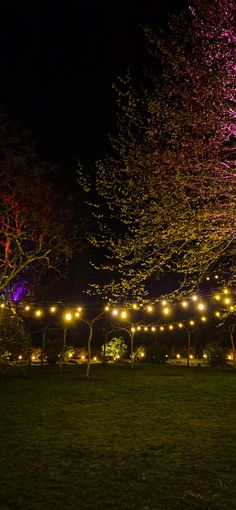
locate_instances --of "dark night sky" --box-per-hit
[0,1,187,171]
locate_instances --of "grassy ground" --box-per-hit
[0,363,235,510]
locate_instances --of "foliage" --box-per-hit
[0,305,31,358]
[102,336,128,359]
[0,114,80,296]
[80,0,236,301]
[205,340,227,366]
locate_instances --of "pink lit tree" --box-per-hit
[81,0,236,301]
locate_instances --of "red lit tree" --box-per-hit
[0,116,78,296]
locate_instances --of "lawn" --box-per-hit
[0,364,235,510]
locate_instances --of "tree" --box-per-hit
[80,0,236,301]
[101,336,128,361]
[0,305,31,360]
[0,114,79,297]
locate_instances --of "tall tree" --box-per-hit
[80,0,236,301]
[0,115,79,297]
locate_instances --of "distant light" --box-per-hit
[214,275,219,279]
[162,300,167,306]
[81,355,85,360]
[24,305,30,311]
[0,303,5,308]
[223,289,229,294]
[163,307,169,315]
[192,295,198,301]
[215,294,220,300]
[77,307,82,312]
[224,298,230,305]
[165,354,168,357]
[215,311,220,317]
[35,310,42,317]
[228,354,233,361]
[178,323,183,328]
[201,316,206,322]
[132,304,138,310]
[50,306,56,313]
[176,354,180,359]
[93,356,97,361]
[131,327,135,332]
[75,312,80,318]
[105,305,110,312]
[203,353,207,359]
[18,355,22,360]
[147,305,153,312]
[181,301,188,308]
[229,306,234,312]
[151,326,156,332]
[68,353,73,358]
[189,320,195,326]
[31,354,36,360]
[198,303,205,311]
[141,352,145,358]
[206,276,210,281]
[160,326,164,331]
[65,313,72,321]
[169,325,173,330]
[190,354,193,359]
[137,326,141,331]
[144,326,148,331]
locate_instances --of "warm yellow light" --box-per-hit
[169,325,173,330]
[137,326,141,331]
[68,353,73,358]
[141,352,145,358]
[215,311,220,317]
[77,307,82,312]
[31,354,36,360]
[192,295,198,301]
[0,303,5,308]
[162,300,167,306]
[230,306,234,312]
[65,312,72,321]
[189,320,195,326]
[215,294,220,300]
[147,305,153,312]
[121,310,127,319]
[24,305,30,311]
[215,275,219,279]
[176,354,180,359]
[190,354,193,359]
[163,307,169,315]
[105,305,110,312]
[198,303,205,311]
[81,355,85,360]
[151,326,156,332]
[132,303,138,310]
[160,326,164,331]
[116,355,120,359]
[93,356,97,361]
[224,298,230,305]
[223,289,229,294]
[144,326,148,331]
[206,276,210,281]
[178,323,183,328]
[50,306,56,313]
[18,355,22,360]
[75,312,80,318]
[228,354,233,360]
[203,353,207,359]
[181,301,188,308]
[112,309,118,316]
[35,310,42,317]
[201,316,206,322]
[131,327,135,332]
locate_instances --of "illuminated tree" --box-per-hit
[0,305,31,360]
[81,0,236,301]
[0,115,79,296]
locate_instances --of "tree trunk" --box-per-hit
[59,327,67,372]
[186,329,191,367]
[229,324,236,370]
[86,324,93,378]
[130,332,135,368]
[41,326,47,369]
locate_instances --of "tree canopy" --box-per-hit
[81,0,236,302]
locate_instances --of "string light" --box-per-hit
[192,295,198,301]
[181,301,188,308]
[147,305,153,312]
[121,310,127,319]
[65,313,72,321]
[50,306,56,313]
[189,320,195,326]
[163,307,169,315]
[178,323,183,328]
[201,316,207,322]
[35,310,42,317]
[197,303,205,311]
[112,309,118,316]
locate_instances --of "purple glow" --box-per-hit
[12,282,28,302]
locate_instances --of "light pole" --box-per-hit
[59,312,72,372]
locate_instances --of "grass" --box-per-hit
[0,363,235,510]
